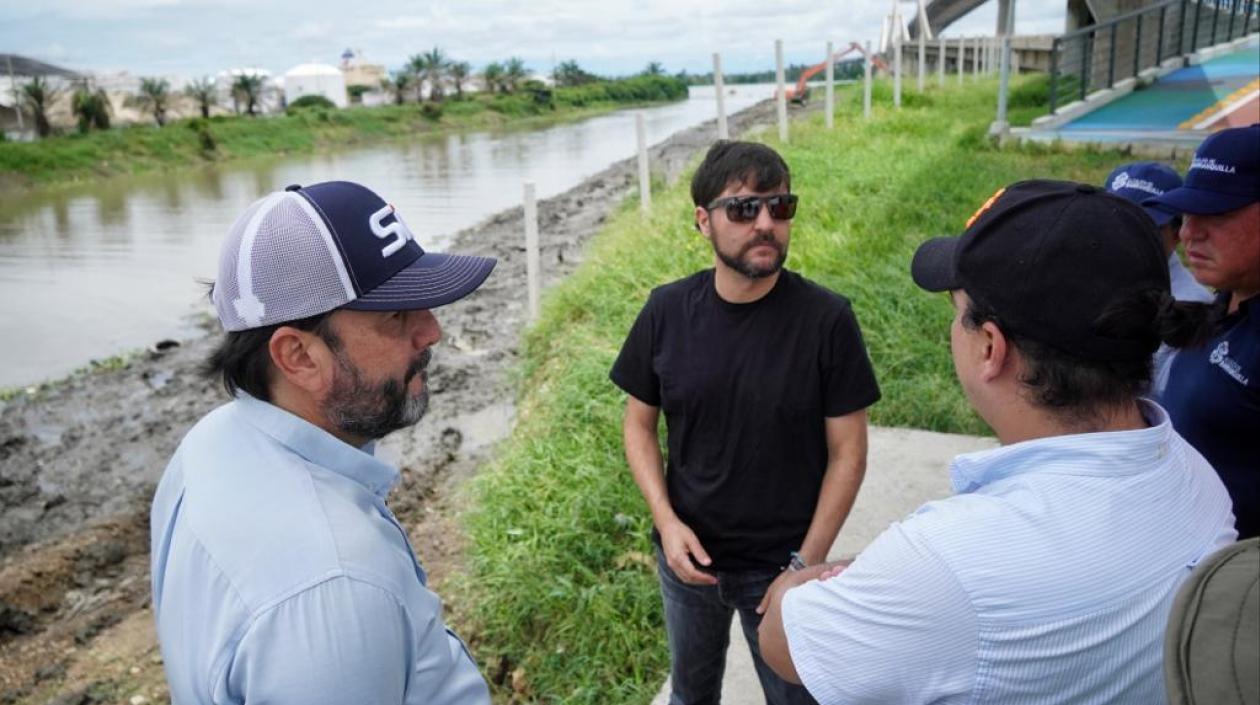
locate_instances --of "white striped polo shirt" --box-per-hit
[782,400,1237,705]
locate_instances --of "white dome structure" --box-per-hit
[283,63,347,108]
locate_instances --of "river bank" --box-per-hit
[0,96,793,704]
[0,75,687,193]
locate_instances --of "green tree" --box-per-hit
[231,72,265,116]
[408,47,449,102]
[184,77,217,119]
[482,62,504,94]
[382,70,414,105]
[643,61,665,76]
[19,76,59,138]
[449,61,471,99]
[503,57,527,93]
[129,77,171,126]
[553,59,596,87]
[71,83,112,133]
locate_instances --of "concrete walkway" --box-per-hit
[649,425,997,705]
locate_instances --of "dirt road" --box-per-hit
[0,98,804,703]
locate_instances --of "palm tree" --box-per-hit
[184,77,216,119]
[481,62,504,94]
[503,57,527,93]
[129,77,171,126]
[553,59,595,87]
[408,48,449,102]
[643,61,665,76]
[231,73,265,116]
[72,83,112,133]
[382,70,414,105]
[449,61,470,99]
[19,76,59,138]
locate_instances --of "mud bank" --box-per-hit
[0,97,806,701]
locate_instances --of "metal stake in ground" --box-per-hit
[826,40,835,129]
[776,39,789,143]
[894,14,903,108]
[636,112,651,213]
[713,53,728,140]
[523,182,540,322]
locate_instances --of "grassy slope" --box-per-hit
[452,74,1160,704]
[0,77,687,189]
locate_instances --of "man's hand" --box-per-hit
[757,559,854,683]
[659,518,718,585]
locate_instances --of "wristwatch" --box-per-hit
[788,551,807,572]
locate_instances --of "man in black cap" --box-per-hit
[758,180,1236,704]
[1148,123,1260,539]
[151,182,496,704]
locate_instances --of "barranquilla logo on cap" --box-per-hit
[1191,157,1237,174]
[1111,172,1163,196]
[966,187,1006,228]
[370,204,417,258]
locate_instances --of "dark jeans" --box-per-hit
[656,547,818,705]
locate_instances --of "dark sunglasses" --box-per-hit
[706,194,799,223]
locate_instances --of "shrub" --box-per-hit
[287,94,337,112]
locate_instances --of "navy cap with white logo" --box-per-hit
[1104,161,1182,227]
[1147,123,1260,215]
[212,181,496,332]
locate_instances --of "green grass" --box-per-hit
[451,73,1168,704]
[0,76,688,189]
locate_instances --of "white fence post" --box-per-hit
[713,53,728,140]
[523,182,540,322]
[917,24,926,92]
[893,15,903,108]
[636,112,650,213]
[958,37,966,84]
[776,39,788,143]
[864,40,873,119]
[939,36,946,88]
[825,40,835,129]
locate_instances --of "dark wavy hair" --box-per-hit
[962,289,1220,426]
[690,140,791,208]
[201,311,337,402]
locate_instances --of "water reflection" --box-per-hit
[0,85,774,387]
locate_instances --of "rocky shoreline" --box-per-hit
[0,97,806,702]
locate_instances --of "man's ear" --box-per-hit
[268,326,332,395]
[695,205,712,237]
[978,320,1011,383]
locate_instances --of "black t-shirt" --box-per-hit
[610,269,881,570]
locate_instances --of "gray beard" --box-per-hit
[323,348,431,440]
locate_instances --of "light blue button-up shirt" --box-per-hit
[782,401,1237,705]
[151,395,490,705]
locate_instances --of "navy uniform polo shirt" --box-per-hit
[1161,293,1259,539]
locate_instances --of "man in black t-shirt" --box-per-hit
[610,141,880,705]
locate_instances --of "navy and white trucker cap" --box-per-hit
[1104,161,1182,227]
[212,181,496,332]
[1147,123,1260,215]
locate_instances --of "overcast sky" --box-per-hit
[1,0,1067,83]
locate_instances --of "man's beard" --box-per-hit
[714,230,787,280]
[323,348,432,441]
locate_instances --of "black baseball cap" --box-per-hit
[911,180,1171,361]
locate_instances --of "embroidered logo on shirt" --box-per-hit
[1210,341,1250,385]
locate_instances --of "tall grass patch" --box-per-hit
[457,75,1147,703]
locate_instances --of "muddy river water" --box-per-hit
[0,84,774,388]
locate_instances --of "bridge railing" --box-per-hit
[1049,0,1259,113]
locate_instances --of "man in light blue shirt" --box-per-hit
[151,181,497,704]
[758,181,1237,704]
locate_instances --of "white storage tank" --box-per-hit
[283,63,347,108]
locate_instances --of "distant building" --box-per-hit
[283,63,348,108]
[340,49,386,88]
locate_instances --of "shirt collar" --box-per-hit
[949,400,1173,494]
[234,393,400,498]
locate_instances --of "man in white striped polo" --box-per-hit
[757,180,1237,704]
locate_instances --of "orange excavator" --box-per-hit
[781,42,890,104]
